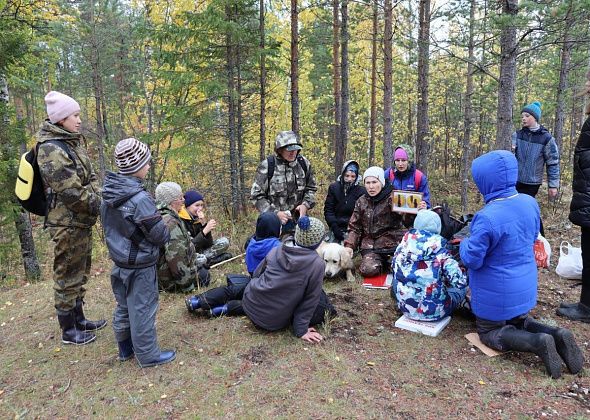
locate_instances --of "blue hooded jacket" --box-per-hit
[459,151,540,321]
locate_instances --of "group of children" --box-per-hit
[35,90,584,377]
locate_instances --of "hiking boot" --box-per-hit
[559,301,578,309]
[185,296,202,313]
[500,328,562,379]
[74,299,107,332]
[210,304,228,317]
[556,302,590,324]
[524,318,584,374]
[137,349,176,368]
[208,252,233,266]
[58,311,96,346]
[117,337,134,361]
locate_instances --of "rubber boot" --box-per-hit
[117,337,134,361]
[208,252,233,266]
[197,267,210,287]
[524,319,584,374]
[58,311,96,345]
[500,328,563,379]
[185,296,202,313]
[137,349,176,368]
[556,302,590,323]
[210,304,228,317]
[559,301,578,309]
[74,299,107,331]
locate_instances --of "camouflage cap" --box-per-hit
[294,216,325,249]
[275,131,302,152]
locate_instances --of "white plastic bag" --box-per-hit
[555,241,583,280]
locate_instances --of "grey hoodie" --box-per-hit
[101,171,170,268]
[242,240,325,337]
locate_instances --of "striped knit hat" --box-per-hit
[114,138,151,175]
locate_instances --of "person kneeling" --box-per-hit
[460,151,584,379]
[392,209,468,321]
[185,217,336,343]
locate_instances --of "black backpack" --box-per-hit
[432,203,471,241]
[15,140,76,216]
[265,154,309,195]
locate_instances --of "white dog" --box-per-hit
[317,242,355,282]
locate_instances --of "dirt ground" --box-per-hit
[0,203,589,418]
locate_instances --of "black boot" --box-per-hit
[74,299,107,332]
[500,328,563,379]
[207,252,233,266]
[524,319,584,374]
[58,311,96,345]
[137,349,176,368]
[556,302,590,324]
[118,337,134,361]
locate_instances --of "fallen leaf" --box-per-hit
[160,394,167,399]
[335,356,340,362]
[478,380,485,385]
[38,343,43,349]
[367,361,375,366]
[54,347,61,352]
[5,301,12,306]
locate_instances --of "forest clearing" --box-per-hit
[2,0,590,417]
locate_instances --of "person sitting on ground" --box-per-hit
[391,209,468,321]
[460,150,584,379]
[344,166,404,277]
[250,130,317,234]
[178,190,232,266]
[384,144,431,209]
[324,160,366,243]
[185,216,336,344]
[244,211,282,276]
[101,137,175,367]
[156,182,210,292]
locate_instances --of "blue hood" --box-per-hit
[472,151,518,203]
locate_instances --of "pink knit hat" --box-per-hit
[114,138,152,175]
[45,91,80,123]
[393,147,409,161]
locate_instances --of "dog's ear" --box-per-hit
[339,245,354,269]
[316,242,325,258]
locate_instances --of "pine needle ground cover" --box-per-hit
[0,210,589,418]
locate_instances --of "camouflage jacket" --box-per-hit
[157,206,198,292]
[344,185,404,252]
[250,154,317,213]
[36,121,101,228]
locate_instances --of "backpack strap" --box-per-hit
[414,169,423,189]
[265,154,309,196]
[387,168,394,182]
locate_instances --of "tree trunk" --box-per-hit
[461,0,476,212]
[290,0,300,134]
[382,0,393,167]
[226,5,240,219]
[259,0,267,161]
[494,0,519,150]
[416,0,431,173]
[237,55,247,214]
[553,1,574,155]
[4,81,41,281]
[332,0,341,164]
[335,0,349,176]
[368,0,378,167]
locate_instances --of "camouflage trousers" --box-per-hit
[202,237,230,262]
[47,226,92,313]
[359,252,390,278]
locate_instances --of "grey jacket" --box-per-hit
[242,240,325,337]
[101,171,170,268]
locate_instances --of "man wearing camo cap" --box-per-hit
[250,131,317,233]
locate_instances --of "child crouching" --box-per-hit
[391,209,468,321]
[186,216,336,343]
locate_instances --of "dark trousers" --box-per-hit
[516,182,544,236]
[197,286,336,327]
[476,313,529,351]
[580,227,590,306]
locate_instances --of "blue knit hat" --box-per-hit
[184,190,204,207]
[522,101,542,122]
[414,209,441,235]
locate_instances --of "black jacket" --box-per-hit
[324,160,366,240]
[570,117,590,227]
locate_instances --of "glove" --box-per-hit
[331,224,344,242]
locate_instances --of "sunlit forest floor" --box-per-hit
[0,179,589,417]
